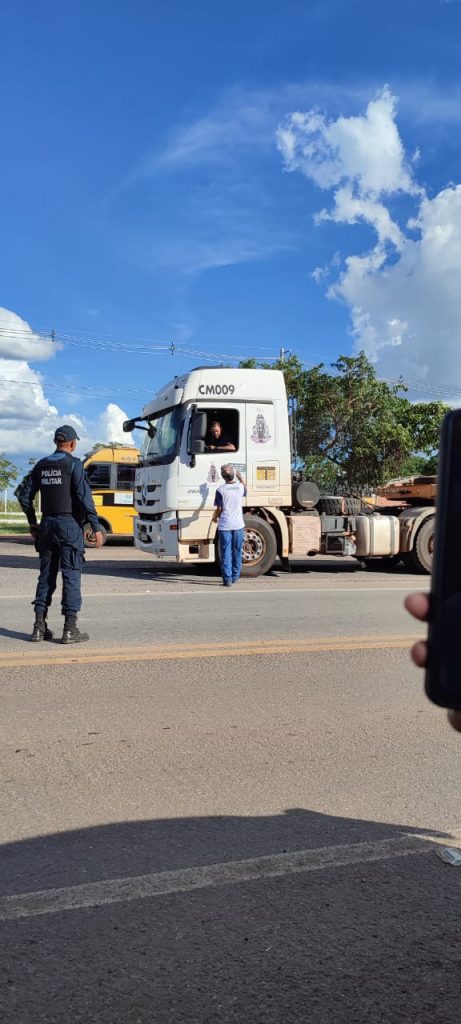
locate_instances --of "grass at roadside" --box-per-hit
[0,522,30,535]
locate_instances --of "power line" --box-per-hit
[0,376,154,398]
[1,323,461,399]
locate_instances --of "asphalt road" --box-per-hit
[1,538,461,1024]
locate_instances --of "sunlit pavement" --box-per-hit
[2,539,457,1024]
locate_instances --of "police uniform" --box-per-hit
[17,425,100,643]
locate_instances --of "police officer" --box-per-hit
[17,425,103,643]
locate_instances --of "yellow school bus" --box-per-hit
[82,444,139,546]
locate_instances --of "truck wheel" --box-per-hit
[84,522,108,548]
[318,496,362,515]
[410,517,435,574]
[241,515,277,577]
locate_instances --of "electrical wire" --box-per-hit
[0,324,460,399]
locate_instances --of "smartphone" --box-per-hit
[426,409,461,708]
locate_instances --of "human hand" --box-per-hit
[29,525,39,539]
[404,592,461,733]
[94,530,104,549]
[404,592,429,668]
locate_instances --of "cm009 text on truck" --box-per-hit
[123,367,435,577]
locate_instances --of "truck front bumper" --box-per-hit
[135,514,215,562]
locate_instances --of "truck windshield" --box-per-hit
[141,406,182,464]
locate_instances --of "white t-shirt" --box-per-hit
[214,481,246,531]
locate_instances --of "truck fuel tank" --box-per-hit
[354,514,400,557]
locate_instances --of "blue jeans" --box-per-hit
[219,529,244,583]
[34,516,85,616]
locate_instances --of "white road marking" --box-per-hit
[0,833,452,922]
[0,585,425,601]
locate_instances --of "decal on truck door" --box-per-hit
[249,406,274,446]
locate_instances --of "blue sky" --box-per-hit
[2,0,461,460]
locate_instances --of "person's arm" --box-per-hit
[16,468,40,536]
[212,489,223,523]
[71,461,104,547]
[208,439,236,451]
[235,471,247,500]
[405,591,461,733]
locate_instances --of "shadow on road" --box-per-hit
[0,808,457,1023]
[0,627,35,642]
[0,537,414,583]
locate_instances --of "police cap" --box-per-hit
[54,424,80,443]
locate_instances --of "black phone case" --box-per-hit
[425,411,461,708]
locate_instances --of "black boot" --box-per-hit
[61,615,89,644]
[30,614,53,642]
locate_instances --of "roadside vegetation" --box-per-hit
[241,351,447,493]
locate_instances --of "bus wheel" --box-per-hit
[84,523,108,548]
[241,515,277,577]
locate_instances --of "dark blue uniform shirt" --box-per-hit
[18,452,100,533]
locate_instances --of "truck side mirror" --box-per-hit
[123,419,136,433]
[188,410,207,466]
[190,411,207,445]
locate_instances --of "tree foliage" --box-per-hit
[0,454,19,491]
[240,352,448,491]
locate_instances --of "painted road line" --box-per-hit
[0,833,454,922]
[0,585,427,600]
[0,635,419,669]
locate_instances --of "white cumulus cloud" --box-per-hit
[96,403,133,445]
[0,308,59,361]
[277,87,417,196]
[277,87,461,396]
[0,309,133,459]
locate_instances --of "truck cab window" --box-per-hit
[86,463,111,489]
[141,406,182,464]
[203,410,239,452]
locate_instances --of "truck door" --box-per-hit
[178,403,246,514]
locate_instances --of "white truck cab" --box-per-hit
[124,367,292,573]
[123,366,434,576]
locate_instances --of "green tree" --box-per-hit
[0,454,19,491]
[240,352,449,491]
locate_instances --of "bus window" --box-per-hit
[116,464,136,490]
[86,463,111,489]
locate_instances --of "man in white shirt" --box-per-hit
[213,465,246,586]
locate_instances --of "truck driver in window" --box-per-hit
[206,420,236,452]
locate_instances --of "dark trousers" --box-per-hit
[34,516,84,616]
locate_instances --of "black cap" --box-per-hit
[54,424,80,443]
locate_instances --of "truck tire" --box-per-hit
[241,515,277,577]
[84,522,108,548]
[409,517,435,574]
[318,496,362,516]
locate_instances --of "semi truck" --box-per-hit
[123,367,435,576]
